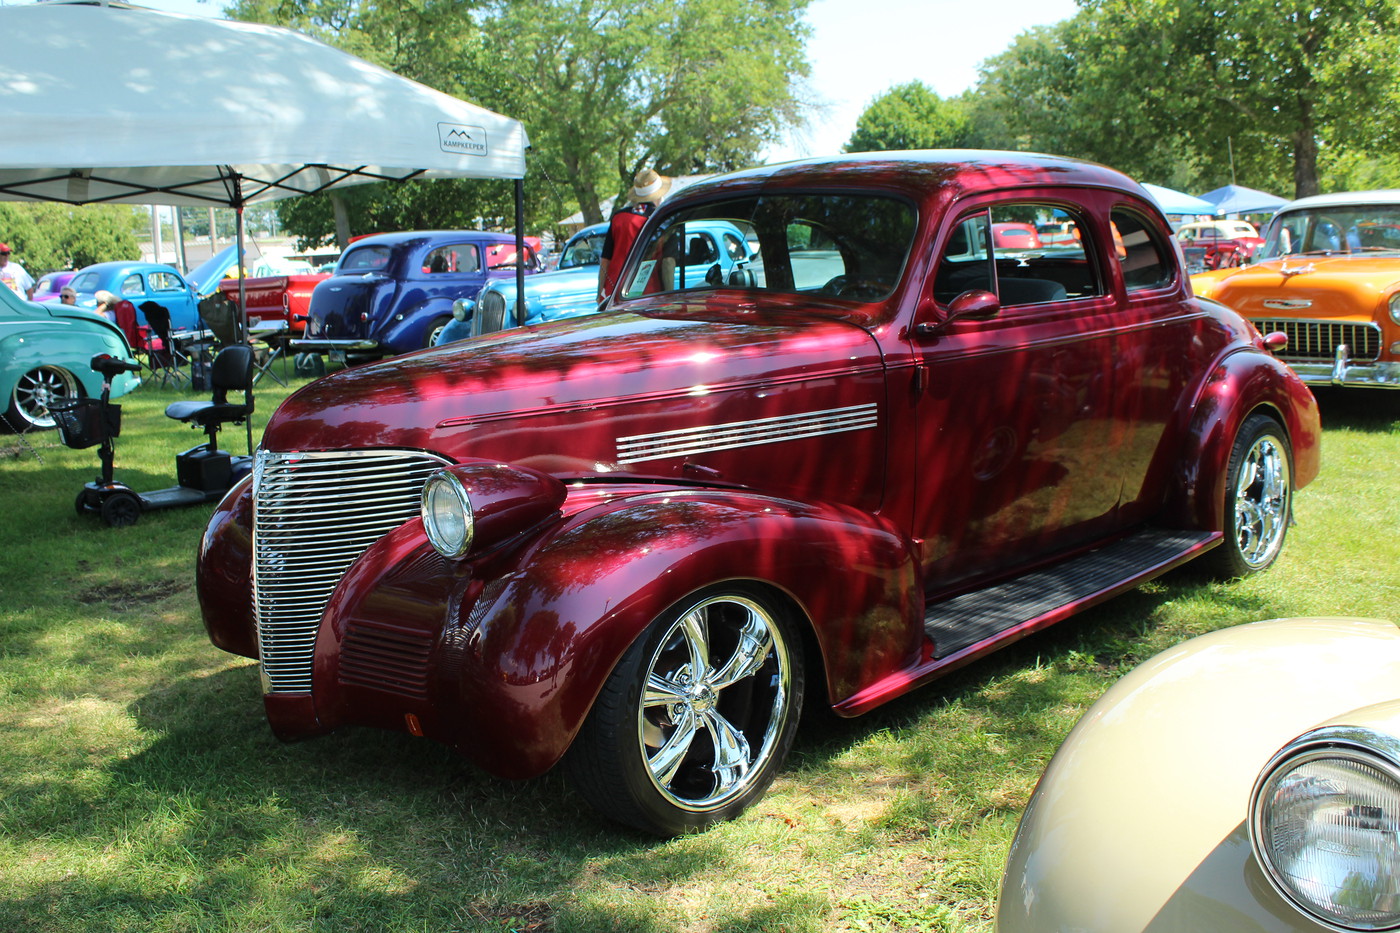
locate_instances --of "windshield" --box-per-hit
[558,231,606,270]
[620,193,917,308]
[1259,204,1400,259]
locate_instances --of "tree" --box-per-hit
[478,0,812,224]
[0,203,142,274]
[845,82,974,153]
[973,0,1400,198]
[228,0,812,242]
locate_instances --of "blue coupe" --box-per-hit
[438,219,755,343]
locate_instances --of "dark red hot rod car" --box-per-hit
[198,151,1320,835]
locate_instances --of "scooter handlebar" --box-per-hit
[90,353,143,377]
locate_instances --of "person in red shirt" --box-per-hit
[597,168,672,303]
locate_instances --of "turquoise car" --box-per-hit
[439,219,754,343]
[1,285,140,431]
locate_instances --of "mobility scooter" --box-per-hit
[57,346,255,527]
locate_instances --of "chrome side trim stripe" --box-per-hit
[616,403,878,463]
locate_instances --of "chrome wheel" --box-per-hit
[639,594,793,812]
[8,365,78,430]
[566,585,804,835]
[1206,413,1293,578]
[1232,430,1291,570]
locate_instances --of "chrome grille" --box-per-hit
[1252,319,1382,362]
[252,448,451,693]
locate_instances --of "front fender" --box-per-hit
[305,487,921,779]
[1168,347,1321,531]
[998,617,1400,933]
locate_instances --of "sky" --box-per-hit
[130,0,1081,163]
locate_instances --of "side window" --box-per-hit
[425,245,477,274]
[934,211,994,302]
[149,271,183,292]
[935,203,1098,308]
[989,204,1096,305]
[1111,209,1173,291]
[120,273,144,296]
[787,222,840,291]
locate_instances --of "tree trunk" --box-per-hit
[1292,105,1320,199]
[331,193,352,249]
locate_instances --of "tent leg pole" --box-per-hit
[514,179,525,323]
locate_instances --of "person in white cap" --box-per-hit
[597,167,672,302]
[0,242,34,299]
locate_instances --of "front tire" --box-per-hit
[566,585,805,836]
[1205,413,1292,578]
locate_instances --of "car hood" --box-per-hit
[487,265,595,300]
[1193,255,1400,316]
[264,296,881,470]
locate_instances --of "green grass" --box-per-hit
[0,377,1396,932]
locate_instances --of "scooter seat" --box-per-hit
[165,399,252,427]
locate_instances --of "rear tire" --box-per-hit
[1203,413,1292,579]
[565,585,804,836]
[6,365,78,431]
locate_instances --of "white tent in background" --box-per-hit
[0,0,530,336]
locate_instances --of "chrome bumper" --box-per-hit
[287,337,380,353]
[1284,345,1400,388]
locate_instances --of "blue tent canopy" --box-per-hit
[1142,183,1216,215]
[1198,185,1288,215]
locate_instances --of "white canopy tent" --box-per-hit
[0,0,530,336]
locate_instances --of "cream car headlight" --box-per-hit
[1250,726,1400,931]
[1388,292,1400,327]
[421,470,474,558]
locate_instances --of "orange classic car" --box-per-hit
[1192,191,1400,389]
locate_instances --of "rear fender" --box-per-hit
[1167,348,1320,530]
[381,297,462,352]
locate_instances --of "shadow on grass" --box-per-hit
[1310,386,1400,432]
[0,557,1304,932]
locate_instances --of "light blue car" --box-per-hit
[437,219,754,344]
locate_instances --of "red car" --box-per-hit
[1176,220,1265,269]
[198,152,1320,835]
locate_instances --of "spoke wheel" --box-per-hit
[6,365,78,431]
[1207,413,1293,578]
[567,585,804,836]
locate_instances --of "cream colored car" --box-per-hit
[998,616,1400,932]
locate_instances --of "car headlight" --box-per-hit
[419,461,568,560]
[1388,293,1400,327]
[421,471,474,558]
[451,298,473,322]
[1250,725,1400,930]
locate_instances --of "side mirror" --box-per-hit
[914,289,1001,337]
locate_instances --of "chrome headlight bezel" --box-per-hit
[451,297,473,322]
[420,469,474,559]
[1249,725,1400,932]
[1387,292,1400,327]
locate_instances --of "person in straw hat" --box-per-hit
[597,167,672,302]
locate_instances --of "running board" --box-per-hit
[834,528,1220,716]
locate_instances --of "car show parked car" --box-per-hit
[31,270,76,304]
[1176,218,1265,268]
[456,218,756,340]
[434,222,609,345]
[1,282,140,431]
[292,230,541,363]
[997,616,1400,933]
[1193,191,1400,389]
[196,151,1320,836]
[63,260,205,331]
